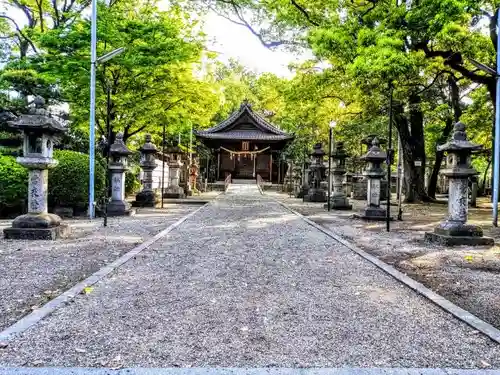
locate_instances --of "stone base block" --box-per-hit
[163,186,185,199]
[353,206,392,221]
[132,190,158,208]
[106,200,133,217]
[306,188,327,203]
[425,220,494,246]
[324,196,352,210]
[424,232,494,246]
[4,224,71,240]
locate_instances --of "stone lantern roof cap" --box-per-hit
[110,132,132,156]
[7,96,66,134]
[139,134,157,154]
[437,122,482,153]
[361,135,386,146]
[361,137,387,161]
[309,143,325,157]
[165,145,183,155]
[331,141,349,159]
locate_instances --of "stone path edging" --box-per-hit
[2,368,500,375]
[273,199,500,344]
[0,204,208,343]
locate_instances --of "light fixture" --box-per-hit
[329,121,337,128]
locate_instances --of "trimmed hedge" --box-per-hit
[125,164,141,196]
[0,154,28,216]
[49,150,106,211]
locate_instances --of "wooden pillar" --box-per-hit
[270,153,273,183]
[217,151,220,180]
[278,158,281,185]
[253,154,256,178]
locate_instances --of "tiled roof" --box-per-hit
[195,102,293,141]
[196,130,293,141]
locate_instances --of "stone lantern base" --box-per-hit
[305,188,327,203]
[163,186,185,199]
[324,196,352,210]
[133,190,159,208]
[3,213,71,240]
[296,184,308,199]
[425,221,494,246]
[354,205,392,221]
[106,200,133,217]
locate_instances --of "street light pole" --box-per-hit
[327,121,336,211]
[88,0,97,219]
[386,82,394,232]
[103,76,111,227]
[493,7,500,226]
[161,122,166,209]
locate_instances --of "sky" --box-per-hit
[201,11,307,77]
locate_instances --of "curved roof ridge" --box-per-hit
[195,102,289,136]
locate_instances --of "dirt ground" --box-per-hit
[267,192,500,330]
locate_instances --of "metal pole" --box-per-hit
[387,83,394,231]
[302,146,306,203]
[327,127,332,211]
[161,123,166,209]
[103,76,110,227]
[493,7,500,226]
[88,0,97,219]
[397,132,403,221]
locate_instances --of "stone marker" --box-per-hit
[425,122,493,246]
[163,145,185,199]
[133,134,158,207]
[354,137,390,221]
[325,141,352,210]
[4,96,70,240]
[305,143,327,202]
[107,132,133,216]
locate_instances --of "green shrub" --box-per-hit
[0,155,28,215]
[49,150,106,210]
[125,164,141,196]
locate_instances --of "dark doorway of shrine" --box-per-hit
[235,155,254,179]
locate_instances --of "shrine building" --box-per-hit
[194,101,294,183]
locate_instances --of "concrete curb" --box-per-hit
[0,204,208,342]
[273,199,500,345]
[2,368,500,375]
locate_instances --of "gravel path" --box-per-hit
[1,185,500,368]
[0,206,197,332]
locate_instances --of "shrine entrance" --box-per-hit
[194,101,294,184]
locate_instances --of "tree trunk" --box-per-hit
[395,91,429,203]
[427,75,462,199]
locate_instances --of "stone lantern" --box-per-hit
[298,160,310,199]
[4,96,70,240]
[306,143,327,202]
[325,141,352,210]
[107,132,133,216]
[355,137,388,220]
[133,134,158,207]
[292,165,303,197]
[164,145,185,199]
[425,122,493,246]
